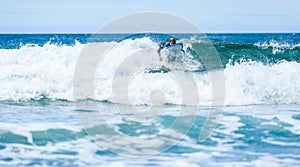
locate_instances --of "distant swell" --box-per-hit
[212,41,300,65]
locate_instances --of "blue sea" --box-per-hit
[0,33,300,166]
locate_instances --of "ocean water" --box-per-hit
[0,33,299,166]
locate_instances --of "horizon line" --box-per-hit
[1,31,300,34]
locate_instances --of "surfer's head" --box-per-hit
[169,38,176,45]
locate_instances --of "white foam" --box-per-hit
[224,61,300,106]
[254,40,300,54]
[0,42,83,101]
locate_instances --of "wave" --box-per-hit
[254,40,300,54]
[0,37,299,106]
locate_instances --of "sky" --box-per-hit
[0,0,299,33]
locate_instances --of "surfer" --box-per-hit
[157,38,176,61]
[157,38,185,61]
[165,38,176,47]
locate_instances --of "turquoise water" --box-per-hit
[0,33,299,166]
[1,102,299,166]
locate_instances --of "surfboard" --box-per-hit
[166,43,184,54]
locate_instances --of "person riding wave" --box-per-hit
[157,38,176,61]
[157,38,177,61]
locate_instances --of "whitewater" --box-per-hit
[0,36,299,106]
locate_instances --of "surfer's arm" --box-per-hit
[157,42,165,61]
[157,47,162,61]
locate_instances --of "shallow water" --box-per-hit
[0,102,299,166]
